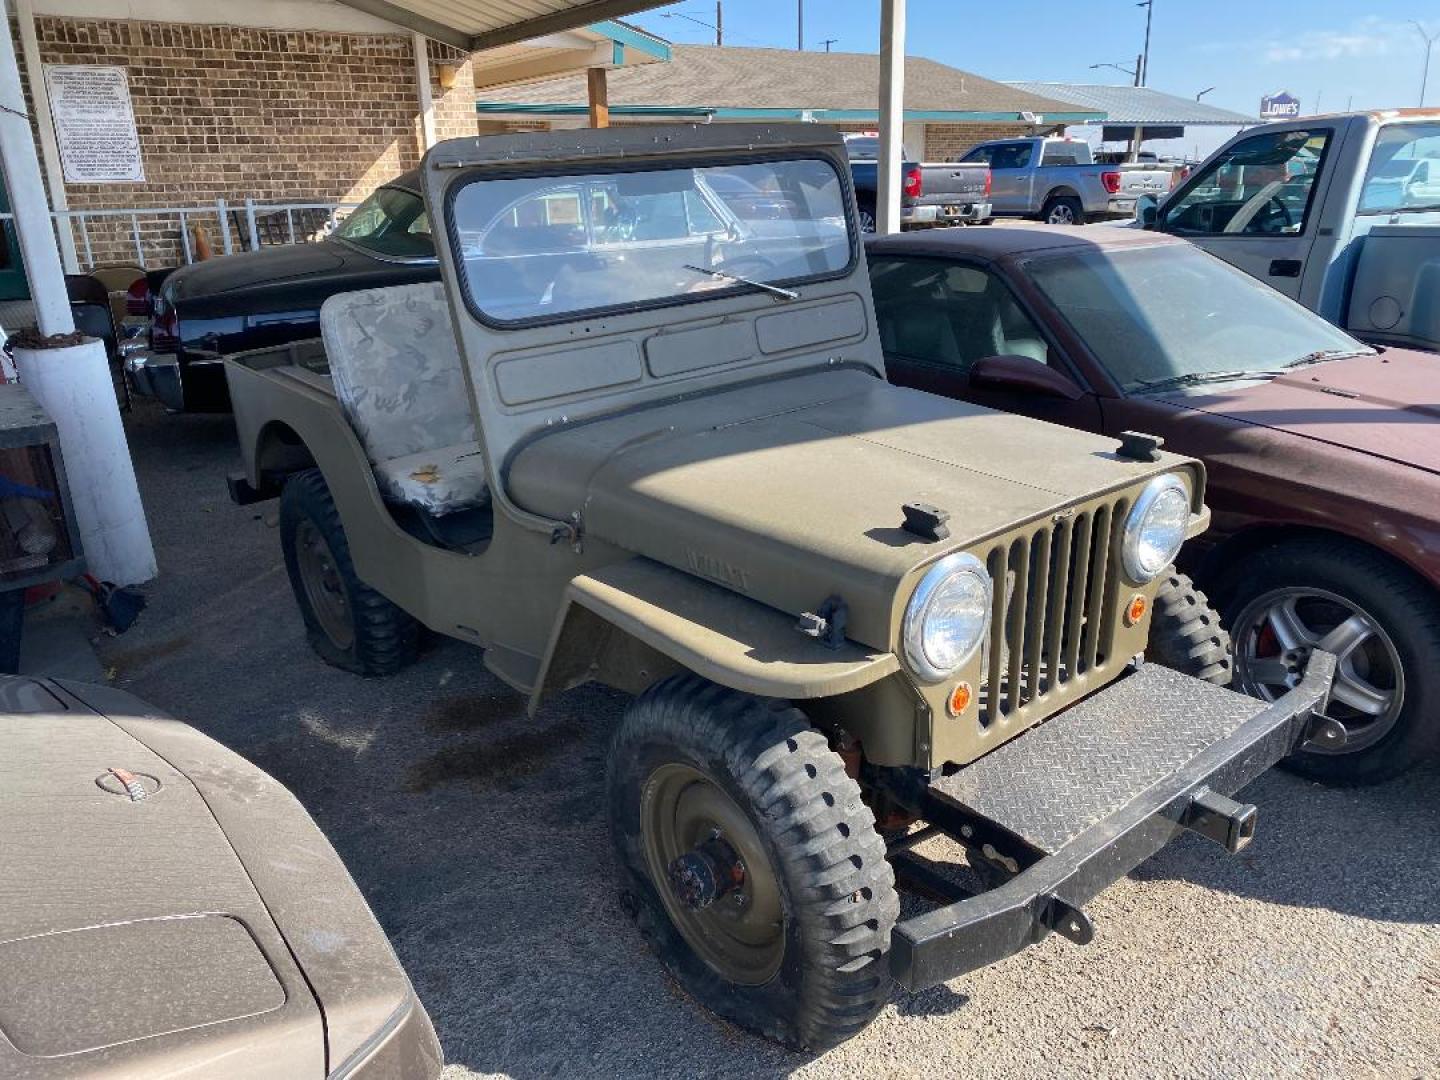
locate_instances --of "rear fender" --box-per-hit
[529,557,900,715]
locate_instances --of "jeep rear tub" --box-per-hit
[883,652,1339,990]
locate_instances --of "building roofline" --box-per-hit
[476,102,1106,123]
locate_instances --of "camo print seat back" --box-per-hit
[321,284,489,515]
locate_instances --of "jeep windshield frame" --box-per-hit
[443,153,857,330]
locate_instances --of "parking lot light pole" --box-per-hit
[0,8,155,584]
[876,0,906,235]
[1416,22,1438,107]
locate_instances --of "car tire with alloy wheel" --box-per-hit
[1147,569,1233,686]
[607,675,899,1050]
[1041,195,1085,226]
[856,199,877,234]
[279,468,420,676]
[1218,537,1440,785]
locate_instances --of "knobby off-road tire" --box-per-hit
[1148,569,1233,686]
[279,468,419,677]
[1218,538,1440,786]
[608,675,899,1051]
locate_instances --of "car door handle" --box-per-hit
[1269,259,1302,278]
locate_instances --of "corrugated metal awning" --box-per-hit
[333,0,674,51]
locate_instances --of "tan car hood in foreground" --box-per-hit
[0,677,439,1079]
[509,368,1193,648]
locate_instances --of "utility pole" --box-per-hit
[821,37,838,52]
[1416,22,1438,107]
[716,1,723,46]
[1137,0,1153,86]
[797,0,803,50]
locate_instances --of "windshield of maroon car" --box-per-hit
[335,186,432,260]
[448,159,852,325]
[1024,244,1368,390]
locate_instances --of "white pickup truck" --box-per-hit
[1138,109,1440,352]
[957,135,1173,224]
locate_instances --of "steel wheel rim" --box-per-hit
[295,519,354,650]
[857,208,876,233]
[1047,204,1075,225]
[640,763,785,985]
[1232,586,1404,755]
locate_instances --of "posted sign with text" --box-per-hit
[43,65,145,184]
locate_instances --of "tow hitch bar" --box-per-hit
[1181,787,1258,853]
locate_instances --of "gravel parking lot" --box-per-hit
[103,402,1439,1079]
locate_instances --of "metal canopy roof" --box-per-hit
[334,0,674,52]
[1004,82,1255,126]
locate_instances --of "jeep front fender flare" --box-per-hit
[528,557,900,714]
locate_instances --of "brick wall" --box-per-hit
[14,15,479,267]
[923,122,1064,162]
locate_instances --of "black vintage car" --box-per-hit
[126,171,439,412]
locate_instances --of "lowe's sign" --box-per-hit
[1260,92,1301,119]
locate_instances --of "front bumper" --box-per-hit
[885,652,1338,991]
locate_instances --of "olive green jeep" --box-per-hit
[224,125,1339,1050]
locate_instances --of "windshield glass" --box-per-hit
[1358,122,1440,214]
[335,186,432,259]
[1025,244,1368,391]
[451,158,852,324]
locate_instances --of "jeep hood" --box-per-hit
[509,368,1187,648]
[1171,350,1440,475]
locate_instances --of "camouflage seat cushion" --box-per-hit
[320,283,489,515]
[373,444,490,517]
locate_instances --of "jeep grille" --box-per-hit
[979,495,1132,727]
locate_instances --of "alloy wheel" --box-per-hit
[1231,586,1404,754]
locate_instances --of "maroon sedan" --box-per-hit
[867,226,1440,784]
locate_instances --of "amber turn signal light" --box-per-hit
[1125,593,1148,627]
[947,681,973,717]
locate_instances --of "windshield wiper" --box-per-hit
[683,264,798,301]
[1284,347,1373,368]
[1129,369,1285,392]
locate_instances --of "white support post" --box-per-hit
[414,31,437,151]
[876,0,907,236]
[14,0,77,274]
[0,5,155,584]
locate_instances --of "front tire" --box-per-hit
[608,676,898,1050]
[279,468,419,676]
[1218,538,1440,785]
[1147,569,1233,685]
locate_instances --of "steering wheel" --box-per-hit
[1251,195,1295,234]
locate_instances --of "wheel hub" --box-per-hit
[667,832,745,910]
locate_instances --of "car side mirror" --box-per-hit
[970,353,1083,401]
[1135,194,1160,229]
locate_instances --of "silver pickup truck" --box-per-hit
[959,136,1172,224]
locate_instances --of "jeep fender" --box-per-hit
[529,557,900,714]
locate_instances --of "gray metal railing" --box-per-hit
[0,197,364,271]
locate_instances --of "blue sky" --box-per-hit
[626,1,1440,119]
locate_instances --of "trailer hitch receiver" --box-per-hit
[1181,786,1257,853]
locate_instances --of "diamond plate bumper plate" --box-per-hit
[889,652,1336,992]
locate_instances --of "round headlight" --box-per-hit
[903,553,992,682]
[1123,474,1191,582]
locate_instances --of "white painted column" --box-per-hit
[14,0,77,273]
[414,31,437,151]
[876,0,906,235]
[0,8,155,584]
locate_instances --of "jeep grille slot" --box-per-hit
[979,498,1129,728]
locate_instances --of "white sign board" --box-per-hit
[43,65,144,184]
